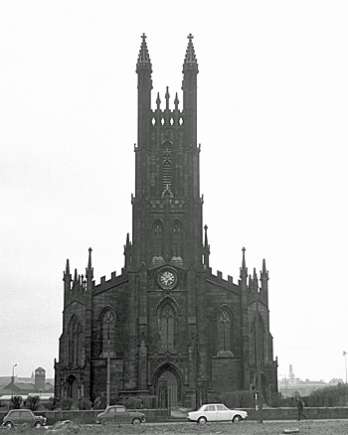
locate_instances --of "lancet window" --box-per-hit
[68,316,83,367]
[153,221,163,256]
[102,309,116,355]
[159,304,175,352]
[217,310,232,354]
[172,220,183,257]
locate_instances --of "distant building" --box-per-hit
[34,367,46,391]
[279,364,329,397]
[0,367,53,396]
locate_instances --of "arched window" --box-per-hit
[172,220,183,257]
[217,310,232,354]
[68,316,83,367]
[153,221,163,256]
[250,314,265,366]
[159,304,175,352]
[102,309,116,356]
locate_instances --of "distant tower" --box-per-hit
[35,367,46,391]
[289,364,295,384]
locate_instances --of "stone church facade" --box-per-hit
[55,34,278,408]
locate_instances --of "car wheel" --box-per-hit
[4,421,14,429]
[233,415,242,423]
[132,418,141,424]
[197,416,207,424]
[34,422,42,428]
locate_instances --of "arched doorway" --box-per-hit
[66,375,78,400]
[154,364,181,409]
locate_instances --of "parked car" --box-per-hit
[96,405,146,424]
[187,403,248,424]
[2,408,47,429]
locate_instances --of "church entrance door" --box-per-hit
[157,370,179,408]
[66,375,78,400]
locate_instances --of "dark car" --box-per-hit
[2,408,47,429]
[96,405,146,425]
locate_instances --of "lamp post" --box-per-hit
[11,363,18,397]
[343,351,347,384]
[255,297,263,423]
[106,340,111,407]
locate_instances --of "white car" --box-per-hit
[187,403,248,424]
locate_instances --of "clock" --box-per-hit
[158,269,177,290]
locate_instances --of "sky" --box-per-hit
[0,1,348,382]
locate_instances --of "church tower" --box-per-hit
[55,35,278,409]
[132,33,202,270]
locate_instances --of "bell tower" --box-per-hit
[131,34,203,269]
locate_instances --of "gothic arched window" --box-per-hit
[172,220,183,257]
[101,309,116,356]
[159,304,175,352]
[217,310,232,354]
[68,316,83,367]
[250,313,265,366]
[153,221,163,256]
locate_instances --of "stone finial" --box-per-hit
[136,33,152,71]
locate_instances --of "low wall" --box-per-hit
[1,407,348,424]
[245,406,348,420]
[0,408,169,425]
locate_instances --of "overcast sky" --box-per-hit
[1,1,348,382]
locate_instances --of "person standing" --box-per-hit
[296,397,305,420]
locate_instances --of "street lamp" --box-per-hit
[343,351,347,384]
[11,363,18,397]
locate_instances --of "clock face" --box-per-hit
[158,270,177,290]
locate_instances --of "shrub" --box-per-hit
[60,398,74,410]
[93,396,106,410]
[24,395,40,411]
[44,397,56,411]
[10,395,23,409]
[219,390,254,408]
[78,397,92,410]
[305,383,348,407]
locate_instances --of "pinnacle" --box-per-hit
[137,33,152,69]
[184,33,198,65]
[65,258,70,275]
[87,247,93,269]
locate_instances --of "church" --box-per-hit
[55,34,278,408]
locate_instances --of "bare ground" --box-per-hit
[5,420,348,434]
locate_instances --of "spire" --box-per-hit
[63,259,72,291]
[203,224,210,268]
[260,258,269,302]
[204,224,209,248]
[73,268,78,284]
[124,233,131,270]
[248,274,252,289]
[240,247,248,281]
[242,247,246,269]
[174,92,179,111]
[86,247,94,282]
[253,267,259,291]
[156,92,161,110]
[65,259,70,276]
[136,33,152,71]
[261,258,268,278]
[184,33,198,68]
[88,247,92,269]
[165,86,170,110]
